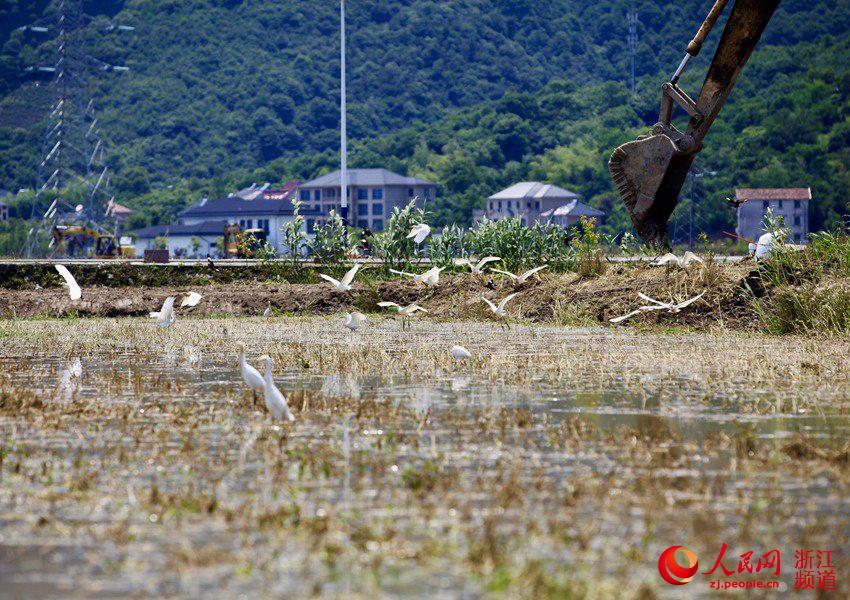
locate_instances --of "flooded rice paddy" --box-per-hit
[0,316,848,598]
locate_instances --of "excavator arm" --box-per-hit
[609,0,781,246]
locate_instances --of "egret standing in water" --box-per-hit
[236,342,264,406]
[259,355,296,422]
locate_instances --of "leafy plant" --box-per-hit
[308,210,356,266]
[372,199,427,271]
[280,198,307,265]
[570,217,605,278]
[428,223,467,269]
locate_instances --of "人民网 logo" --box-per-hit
[658,545,699,585]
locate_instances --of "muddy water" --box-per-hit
[0,320,848,598]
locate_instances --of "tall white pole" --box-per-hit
[339,0,348,224]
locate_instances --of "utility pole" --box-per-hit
[627,11,638,94]
[339,0,348,225]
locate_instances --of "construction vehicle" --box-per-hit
[223,224,268,258]
[51,225,136,258]
[609,0,780,246]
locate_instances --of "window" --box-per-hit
[794,215,801,226]
[357,189,368,200]
[372,219,383,231]
[535,201,540,210]
[357,219,368,229]
[327,188,336,198]
[306,219,315,233]
[527,201,531,209]
[239,219,253,229]
[408,188,414,198]
[373,203,383,215]
[762,201,769,210]
[372,188,383,200]
[300,190,310,201]
[259,219,270,234]
[498,200,502,211]
[794,200,801,209]
[424,188,431,200]
[358,204,368,216]
[778,200,783,209]
[314,190,321,201]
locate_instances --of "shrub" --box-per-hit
[570,217,606,278]
[427,224,466,269]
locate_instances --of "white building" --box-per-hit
[130,220,229,258]
[130,182,320,257]
[483,182,603,226]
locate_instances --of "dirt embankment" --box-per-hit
[0,260,760,328]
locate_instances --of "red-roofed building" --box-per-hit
[735,187,811,243]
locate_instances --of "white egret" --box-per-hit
[149,296,176,328]
[389,266,443,287]
[482,293,518,319]
[654,252,703,267]
[259,356,295,422]
[610,291,706,324]
[54,265,82,300]
[451,345,473,360]
[491,265,548,284]
[236,341,264,405]
[407,223,431,244]
[319,264,360,291]
[344,311,367,332]
[377,301,427,330]
[179,291,203,307]
[262,304,273,318]
[454,256,501,275]
[755,232,775,260]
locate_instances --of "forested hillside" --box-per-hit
[0,0,848,239]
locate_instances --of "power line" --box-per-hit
[20,0,132,257]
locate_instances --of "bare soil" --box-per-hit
[0,260,759,329]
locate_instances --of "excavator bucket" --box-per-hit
[609,134,677,246]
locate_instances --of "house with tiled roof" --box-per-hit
[131,182,320,257]
[735,187,811,243]
[483,182,603,227]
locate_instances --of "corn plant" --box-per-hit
[280,198,307,265]
[308,210,357,266]
[427,224,467,269]
[372,199,427,271]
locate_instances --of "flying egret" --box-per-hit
[654,252,703,268]
[454,256,501,275]
[610,291,706,324]
[319,264,360,291]
[54,265,82,300]
[377,301,427,330]
[149,296,176,328]
[389,266,444,287]
[236,341,264,406]
[482,293,518,319]
[344,311,367,332]
[179,291,203,307]
[491,265,548,284]
[451,345,473,360]
[259,356,295,422]
[407,223,431,244]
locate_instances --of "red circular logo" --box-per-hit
[658,545,699,585]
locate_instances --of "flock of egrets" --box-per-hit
[48,223,715,422]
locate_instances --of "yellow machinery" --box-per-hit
[51,226,136,259]
[223,224,267,258]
